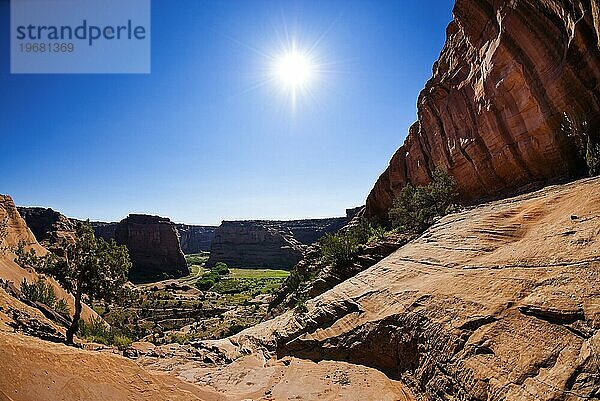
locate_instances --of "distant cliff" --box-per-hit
[206,217,348,269]
[113,214,188,283]
[366,0,600,220]
[17,207,77,248]
[174,224,217,254]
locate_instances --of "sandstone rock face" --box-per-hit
[0,196,45,255]
[206,221,305,269]
[17,207,77,247]
[366,0,600,221]
[206,218,347,269]
[231,177,600,401]
[114,215,188,283]
[175,224,217,254]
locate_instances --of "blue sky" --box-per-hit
[0,0,454,225]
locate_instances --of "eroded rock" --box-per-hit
[366,0,600,221]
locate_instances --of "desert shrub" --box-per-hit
[586,140,600,176]
[78,316,133,350]
[559,112,600,177]
[212,262,230,276]
[294,299,308,315]
[320,231,360,267]
[79,316,111,343]
[0,217,8,255]
[319,218,388,266]
[54,298,70,314]
[389,166,458,233]
[21,278,57,306]
[368,225,388,243]
[111,333,133,350]
[20,277,71,314]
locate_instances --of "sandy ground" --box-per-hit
[0,331,224,401]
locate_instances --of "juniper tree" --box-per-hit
[16,222,131,344]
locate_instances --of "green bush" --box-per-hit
[319,218,388,266]
[294,299,308,315]
[20,277,70,314]
[212,262,230,276]
[389,166,458,233]
[195,263,230,290]
[111,333,133,350]
[196,273,218,291]
[78,316,133,350]
[320,231,360,267]
[79,316,111,343]
[54,298,70,314]
[586,140,600,177]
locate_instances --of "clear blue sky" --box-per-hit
[0,0,454,225]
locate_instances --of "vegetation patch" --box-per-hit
[388,166,458,233]
[20,277,70,314]
[78,316,133,350]
[320,218,389,267]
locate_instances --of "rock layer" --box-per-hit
[366,0,600,220]
[114,214,188,283]
[206,218,347,269]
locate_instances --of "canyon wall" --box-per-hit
[174,224,217,254]
[113,215,188,283]
[206,221,305,269]
[17,207,77,247]
[90,221,118,242]
[366,0,600,220]
[206,217,347,269]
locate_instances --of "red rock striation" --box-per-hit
[366,0,600,220]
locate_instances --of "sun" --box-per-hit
[275,51,314,89]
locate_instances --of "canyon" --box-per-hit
[17,207,77,249]
[175,224,217,254]
[1,0,599,400]
[18,207,349,278]
[2,176,598,400]
[366,0,600,221]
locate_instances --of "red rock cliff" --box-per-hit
[114,214,188,283]
[366,0,600,220]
